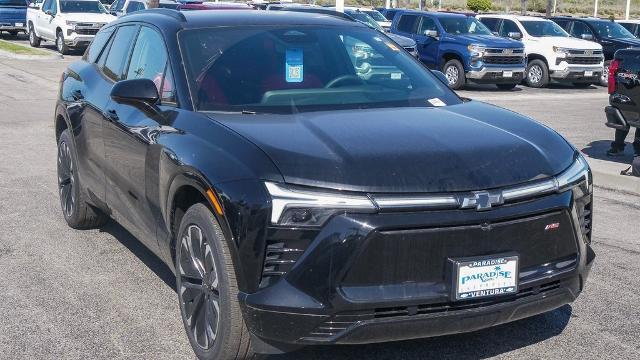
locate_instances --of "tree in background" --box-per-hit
[521,0,527,15]
[467,0,492,12]
[148,0,159,8]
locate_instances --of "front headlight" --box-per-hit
[556,153,592,192]
[65,20,77,30]
[468,44,486,57]
[265,182,376,227]
[553,46,569,58]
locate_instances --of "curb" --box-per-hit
[0,48,62,60]
[586,157,640,195]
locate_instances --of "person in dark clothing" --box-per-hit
[607,127,640,156]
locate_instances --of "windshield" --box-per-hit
[521,20,569,37]
[439,17,492,35]
[0,0,26,6]
[347,11,384,32]
[180,26,459,113]
[60,0,107,13]
[159,2,178,9]
[590,20,635,39]
[364,10,387,22]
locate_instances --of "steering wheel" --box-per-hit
[325,75,365,88]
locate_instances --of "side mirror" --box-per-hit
[581,33,594,41]
[45,9,53,15]
[508,31,522,40]
[432,70,448,84]
[110,78,159,108]
[424,29,439,39]
[492,31,499,36]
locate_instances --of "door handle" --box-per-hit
[104,109,119,122]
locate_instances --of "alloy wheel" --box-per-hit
[528,65,543,84]
[29,29,34,44]
[178,225,220,350]
[57,35,63,52]
[57,141,74,218]
[445,65,459,85]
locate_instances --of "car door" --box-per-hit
[37,0,51,39]
[103,25,176,252]
[41,0,57,39]
[499,19,521,40]
[414,15,440,68]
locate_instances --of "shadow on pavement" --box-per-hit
[270,305,573,360]
[100,220,177,292]
[582,140,636,165]
[461,84,524,92]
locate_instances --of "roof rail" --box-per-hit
[123,8,187,22]
[268,6,356,23]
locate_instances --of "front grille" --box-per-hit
[566,56,602,65]
[568,49,603,56]
[484,56,525,65]
[76,28,99,35]
[485,48,525,55]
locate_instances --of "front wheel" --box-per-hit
[176,203,257,360]
[525,59,549,88]
[28,26,40,47]
[496,83,517,90]
[442,59,466,90]
[56,31,69,55]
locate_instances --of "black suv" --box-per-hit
[55,9,595,360]
[551,16,640,85]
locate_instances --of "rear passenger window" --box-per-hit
[84,27,114,63]
[397,15,419,34]
[102,25,138,81]
[479,18,499,32]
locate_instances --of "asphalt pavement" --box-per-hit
[0,41,639,359]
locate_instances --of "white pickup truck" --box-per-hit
[26,0,115,54]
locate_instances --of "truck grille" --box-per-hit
[484,56,525,65]
[566,56,602,65]
[76,28,99,35]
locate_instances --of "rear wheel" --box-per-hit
[56,30,68,55]
[176,203,258,360]
[496,83,517,90]
[8,30,18,37]
[57,129,108,229]
[28,25,40,47]
[442,59,466,90]
[525,59,549,88]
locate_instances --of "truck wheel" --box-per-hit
[600,60,610,87]
[56,31,69,55]
[28,26,40,48]
[525,59,549,88]
[497,83,517,90]
[176,203,258,360]
[442,59,466,90]
[8,30,18,37]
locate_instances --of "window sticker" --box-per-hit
[428,98,446,107]
[285,48,303,83]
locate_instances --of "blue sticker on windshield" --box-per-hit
[285,48,303,83]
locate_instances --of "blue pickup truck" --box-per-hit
[391,11,526,89]
[0,0,27,36]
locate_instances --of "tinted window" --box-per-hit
[384,9,398,20]
[619,22,635,33]
[363,10,387,22]
[180,26,460,113]
[85,27,114,63]
[521,20,569,37]
[397,14,419,33]
[50,0,57,14]
[479,17,499,32]
[60,0,107,13]
[500,20,520,37]
[0,0,27,6]
[126,1,144,12]
[417,16,437,35]
[439,17,492,35]
[553,19,570,30]
[41,0,51,12]
[103,25,137,81]
[571,21,594,38]
[160,65,176,105]
[590,20,635,39]
[111,0,124,11]
[127,27,167,87]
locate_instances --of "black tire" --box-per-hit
[442,59,466,90]
[600,60,610,87]
[8,30,18,37]
[525,59,549,88]
[28,25,40,48]
[57,129,108,229]
[56,30,69,55]
[176,203,258,360]
[496,83,517,90]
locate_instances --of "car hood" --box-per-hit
[529,36,602,49]
[386,33,416,48]
[62,13,116,23]
[443,34,523,48]
[206,101,575,193]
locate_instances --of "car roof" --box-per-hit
[478,14,547,22]
[118,9,362,29]
[396,10,467,18]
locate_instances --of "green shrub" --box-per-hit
[467,0,492,12]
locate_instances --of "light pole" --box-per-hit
[626,0,631,20]
[336,0,344,13]
[593,0,598,18]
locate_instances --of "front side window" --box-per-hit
[521,20,569,37]
[60,0,107,13]
[500,20,520,37]
[590,20,635,39]
[125,1,144,12]
[126,26,174,104]
[364,10,387,22]
[0,0,28,6]
[439,16,492,35]
[347,11,383,32]
[479,17,499,32]
[41,0,51,12]
[102,25,137,81]
[85,26,114,63]
[570,22,594,38]
[396,14,419,34]
[417,17,437,35]
[180,26,460,113]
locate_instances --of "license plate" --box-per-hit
[15,22,23,27]
[503,71,513,78]
[453,255,518,300]
[585,71,593,77]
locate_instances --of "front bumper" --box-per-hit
[0,24,25,32]
[466,66,525,83]
[550,65,603,83]
[64,34,95,48]
[241,189,595,349]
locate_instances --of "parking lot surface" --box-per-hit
[0,49,639,359]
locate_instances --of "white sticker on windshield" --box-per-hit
[428,98,446,107]
[391,72,402,80]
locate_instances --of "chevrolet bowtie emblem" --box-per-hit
[461,191,504,211]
